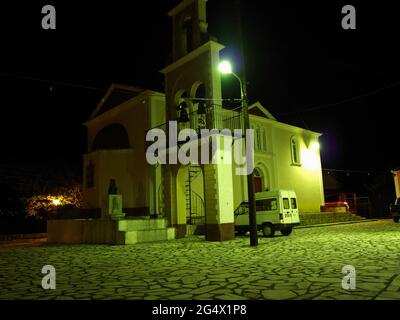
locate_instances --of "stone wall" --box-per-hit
[299,212,363,226]
[47,219,125,244]
[0,233,47,241]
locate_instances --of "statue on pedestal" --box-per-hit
[107,179,125,220]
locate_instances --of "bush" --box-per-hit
[25,184,82,220]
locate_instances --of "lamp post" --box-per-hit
[219,60,258,247]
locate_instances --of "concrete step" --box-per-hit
[299,212,365,226]
[124,228,176,244]
[118,219,167,231]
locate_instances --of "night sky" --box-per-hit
[1,1,399,174]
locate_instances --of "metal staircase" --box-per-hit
[185,165,205,225]
[234,201,249,218]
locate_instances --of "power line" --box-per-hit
[323,168,386,174]
[0,72,108,92]
[0,72,243,102]
[278,81,400,116]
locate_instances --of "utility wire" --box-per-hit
[323,168,386,174]
[278,81,400,116]
[0,72,108,92]
[0,72,243,102]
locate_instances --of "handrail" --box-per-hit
[234,201,249,217]
[187,189,205,225]
[145,105,244,134]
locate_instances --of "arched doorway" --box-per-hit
[253,168,263,193]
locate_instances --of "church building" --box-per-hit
[48,0,325,244]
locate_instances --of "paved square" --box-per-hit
[0,220,399,300]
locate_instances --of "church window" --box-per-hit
[291,136,301,165]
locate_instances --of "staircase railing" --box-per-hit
[234,201,249,218]
[186,190,205,225]
[186,164,205,225]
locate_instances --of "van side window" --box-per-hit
[283,198,290,209]
[256,198,278,211]
[291,198,297,209]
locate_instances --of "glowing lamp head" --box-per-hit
[218,60,233,74]
[52,199,60,206]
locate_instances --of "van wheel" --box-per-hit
[394,217,399,223]
[262,223,275,237]
[280,228,293,236]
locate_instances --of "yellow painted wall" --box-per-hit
[231,116,324,213]
[83,94,156,212]
[394,171,400,198]
[273,126,324,212]
[176,166,187,224]
[83,149,144,211]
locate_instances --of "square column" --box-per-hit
[204,135,235,241]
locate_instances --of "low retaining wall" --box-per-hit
[0,233,47,241]
[299,212,363,226]
[47,219,125,244]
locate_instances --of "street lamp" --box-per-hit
[219,60,258,247]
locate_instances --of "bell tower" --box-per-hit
[170,0,209,61]
[162,0,225,128]
[160,0,235,241]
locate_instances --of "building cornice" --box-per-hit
[83,90,165,127]
[160,40,224,75]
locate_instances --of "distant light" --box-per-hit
[52,199,60,206]
[218,60,233,74]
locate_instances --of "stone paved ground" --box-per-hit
[0,219,399,300]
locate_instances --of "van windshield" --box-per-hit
[256,198,278,211]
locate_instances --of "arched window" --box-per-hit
[256,126,262,151]
[175,91,190,130]
[291,136,301,165]
[183,17,193,54]
[261,128,267,151]
[92,123,130,151]
[253,124,266,152]
[191,82,207,131]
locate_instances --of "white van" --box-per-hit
[235,190,300,237]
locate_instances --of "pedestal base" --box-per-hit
[205,223,235,241]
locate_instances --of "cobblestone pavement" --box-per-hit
[0,219,399,300]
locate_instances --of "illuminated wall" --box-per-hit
[83,90,165,216]
[231,112,324,213]
[393,170,400,199]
